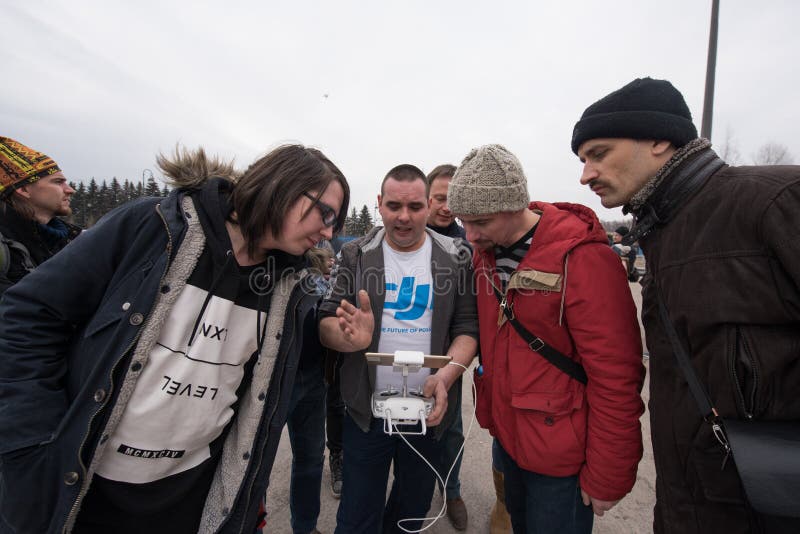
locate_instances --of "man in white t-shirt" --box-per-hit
[320,164,478,533]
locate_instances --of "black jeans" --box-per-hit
[326,355,345,454]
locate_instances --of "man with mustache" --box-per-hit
[573,77,800,533]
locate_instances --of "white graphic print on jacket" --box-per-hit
[96,284,261,484]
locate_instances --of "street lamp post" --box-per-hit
[701,0,720,140]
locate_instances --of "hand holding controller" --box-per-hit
[372,392,435,435]
[366,350,449,436]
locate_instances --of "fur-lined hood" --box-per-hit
[156,146,240,189]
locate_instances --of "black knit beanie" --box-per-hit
[571,77,698,154]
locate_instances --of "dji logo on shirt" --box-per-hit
[384,277,431,320]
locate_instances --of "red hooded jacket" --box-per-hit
[474,201,644,501]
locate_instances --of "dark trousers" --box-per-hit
[495,440,593,534]
[325,355,345,454]
[335,414,439,534]
[287,357,327,534]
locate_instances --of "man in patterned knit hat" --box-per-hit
[448,143,645,534]
[0,136,81,294]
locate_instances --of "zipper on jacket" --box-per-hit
[63,203,174,533]
[729,326,758,420]
[232,300,300,534]
[220,291,302,534]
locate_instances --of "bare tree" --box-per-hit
[752,142,794,165]
[716,127,741,164]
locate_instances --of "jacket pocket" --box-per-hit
[729,325,759,420]
[0,443,56,531]
[83,259,155,338]
[84,310,122,338]
[510,390,585,472]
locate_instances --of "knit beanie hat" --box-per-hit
[448,144,530,216]
[615,225,630,236]
[571,77,698,154]
[0,136,62,198]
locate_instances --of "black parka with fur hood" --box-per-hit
[0,152,318,533]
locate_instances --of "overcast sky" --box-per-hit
[3,0,798,222]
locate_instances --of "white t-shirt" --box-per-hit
[95,266,263,485]
[376,235,433,395]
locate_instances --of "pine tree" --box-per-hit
[67,181,85,226]
[145,175,160,197]
[344,207,359,236]
[86,178,99,226]
[98,180,111,216]
[122,180,135,203]
[109,177,122,209]
[357,204,373,235]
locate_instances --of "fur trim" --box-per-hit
[156,145,239,189]
[626,138,710,213]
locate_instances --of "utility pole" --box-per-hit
[701,0,720,140]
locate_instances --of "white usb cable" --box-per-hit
[392,360,477,533]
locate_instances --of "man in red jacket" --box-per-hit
[448,144,645,533]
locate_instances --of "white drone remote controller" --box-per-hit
[366,350,448,436]
[372,388,434,435]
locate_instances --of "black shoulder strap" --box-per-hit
[656,284,731,453]
[493,285,588,384]
[655,285,717,420]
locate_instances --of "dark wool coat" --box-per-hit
[635,148,800,533]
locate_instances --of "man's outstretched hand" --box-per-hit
[335,290,374,351]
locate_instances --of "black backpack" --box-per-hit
[0,230,36,278]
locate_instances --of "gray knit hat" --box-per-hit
[448,144,530,216]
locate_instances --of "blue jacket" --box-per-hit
[0,190,317,533]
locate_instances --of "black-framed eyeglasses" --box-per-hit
[303,191,338,228]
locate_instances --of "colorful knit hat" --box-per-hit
[0,136,62,198]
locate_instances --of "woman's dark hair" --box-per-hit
[233,144,350,258]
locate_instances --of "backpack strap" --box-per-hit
[0,230,37,277]
[492,282,588,384]
[0,235,9,277]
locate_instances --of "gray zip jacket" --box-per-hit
[319,227,478,438]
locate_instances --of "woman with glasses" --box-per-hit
[0,143,349,534]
